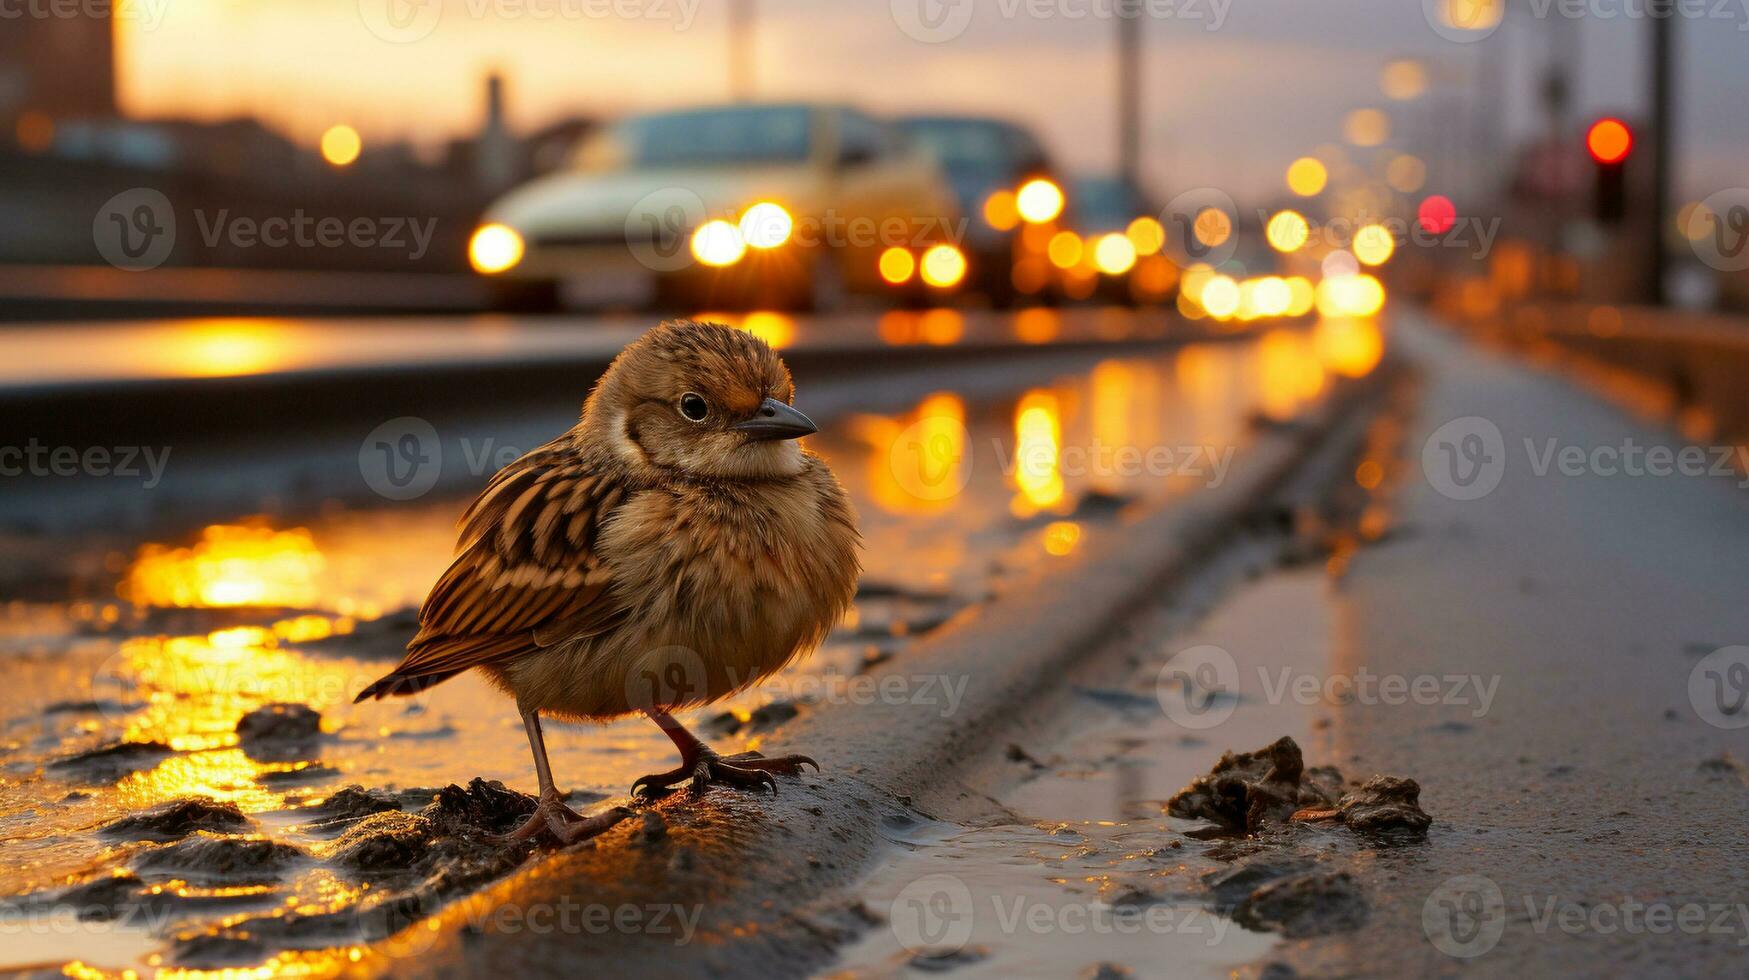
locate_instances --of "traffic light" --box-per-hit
[1586,117,1632,224]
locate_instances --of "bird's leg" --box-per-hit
[631,708,819,796]
[498,703,631,845]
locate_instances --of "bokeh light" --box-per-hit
[1200,275,1241,319]
[690,219,746,267]
[319,124,361,166]
[1380,59,1428,101]
[1322,249,1360,278]
[983,190,1020,231]
[1316,274,1386,317]
[1385,154,1427,193]
[738,202,793,249]
[1125,216,1166,254]
[1193,208,1232,248]
[1047,231,1083,269]
[1344,108,1389,148]
[919,244,967,288]
[1439,0,1505,32]
[1016,179,1065,223]
[1093,233,1137,275]
[468,224,524,274]
[1266,210,1310,253]
[1586,118,1633,165]
[1417,194,1457,235]
[1352,223,1395,265]
[1253,276,1292,316]
[1286,157,1328,196]
[1286,276,1317,316]
[878,246,916,285]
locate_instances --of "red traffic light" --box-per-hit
[1586,118,1633,165]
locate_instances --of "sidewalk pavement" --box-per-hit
[1280,312,1749,976]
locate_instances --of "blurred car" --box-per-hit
[896,114,1065,306]
[470,103,964,312]
[1061,174,1174,305]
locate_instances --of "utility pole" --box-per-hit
[1116,0,1141,186]
[1648,9,1672,305]
[729,0,754,102]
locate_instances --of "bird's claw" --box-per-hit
[495,789,632,845]
[632,749,819,797]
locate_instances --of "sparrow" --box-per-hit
[356,319,860,843]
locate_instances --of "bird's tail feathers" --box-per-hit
[353,669,464,702]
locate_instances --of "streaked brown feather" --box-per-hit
[358,435,631,697]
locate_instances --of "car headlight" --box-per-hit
[738,202,793,249]
[982,190,1020,231]
[691,220,746,267]
[878,247,916,285]
[1093,233,1137,275]
[469,223,524,275]
[1016,179,1064,224]
[919,244,967,288]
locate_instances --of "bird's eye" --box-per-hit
[678,392,709,422]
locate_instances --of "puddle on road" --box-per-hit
[0,320,1385,976]
[826,569,1339,979]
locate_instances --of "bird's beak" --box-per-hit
[733,398,818,441]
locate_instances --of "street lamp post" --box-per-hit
[1116,0,1141,187]
[729,0,754,102]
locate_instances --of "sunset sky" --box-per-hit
[115,0,1747,201]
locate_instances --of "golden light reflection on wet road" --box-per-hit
[123,527,328,609]
[1011,390,1067,517]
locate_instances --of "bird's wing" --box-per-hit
[357,437,630,698]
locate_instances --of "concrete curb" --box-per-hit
[388,362,1392,978]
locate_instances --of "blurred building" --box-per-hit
[442,73,595,187]
[0,8,116,134]
[475,73,519,193]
